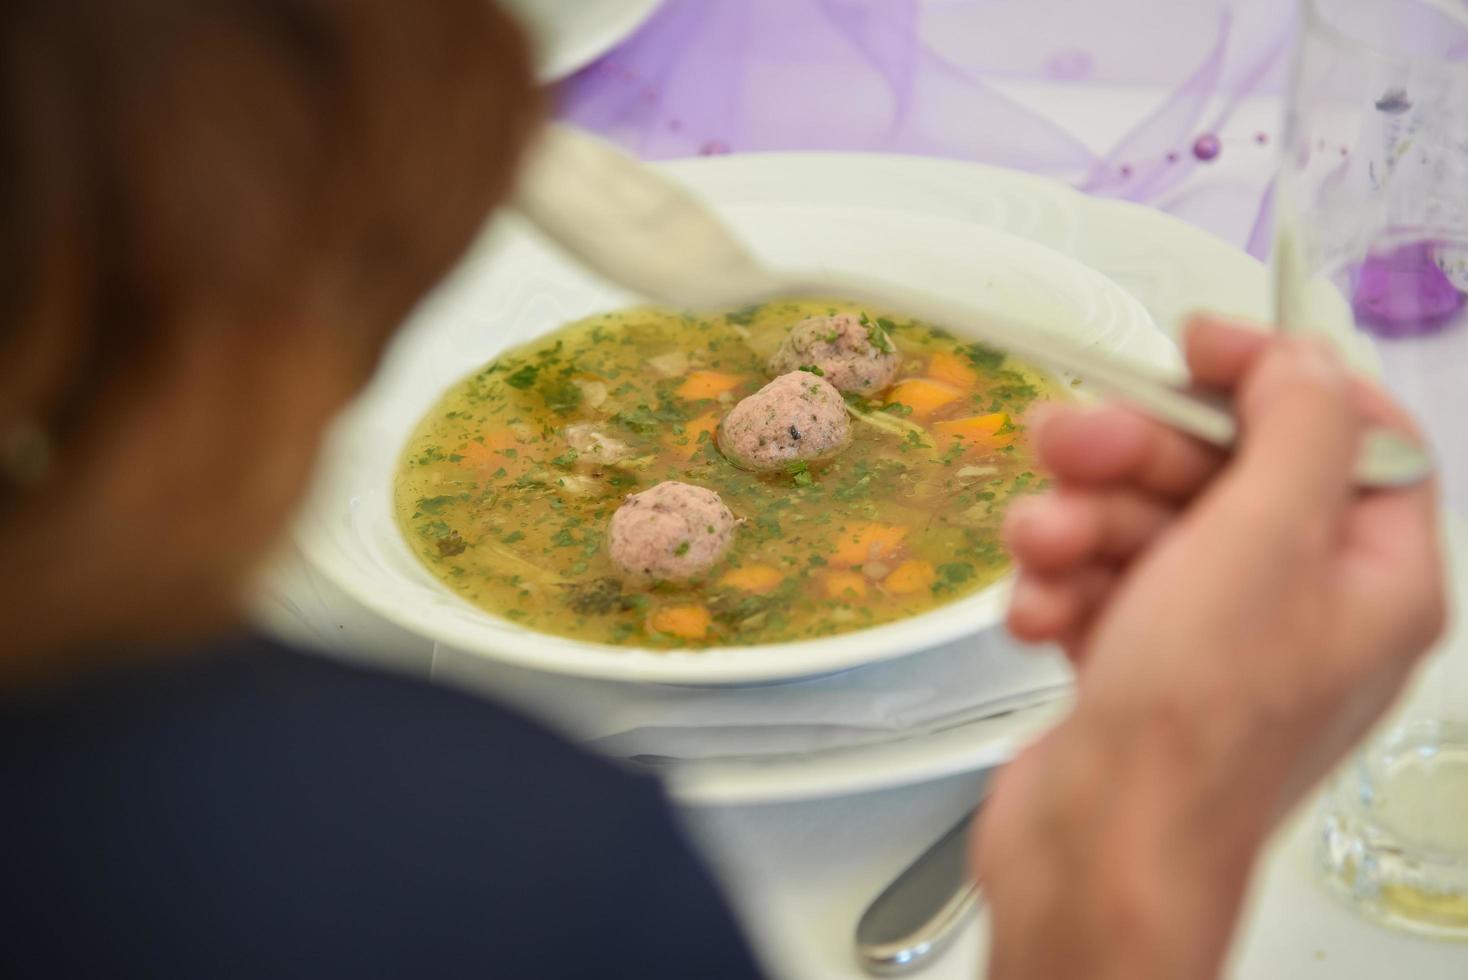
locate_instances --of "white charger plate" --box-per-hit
[262,152,1316,804]
[501,0,664,82]
[293,202,1169,686]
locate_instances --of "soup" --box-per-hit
[393,298,1062,648]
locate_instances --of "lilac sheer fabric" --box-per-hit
[558,0,1296,256]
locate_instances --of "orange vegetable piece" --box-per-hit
[927,350,979,390]
[932,413,1015,452]
[674,412,721,459]
[719,564,784,594]
[647,604,712,640]
[884,560,936,596]
[457,432,531,474]
[885,378,962,419]
[823,570,870,600]
[833,523,909,566]
[676,371,745,401]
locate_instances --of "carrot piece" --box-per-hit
[457,432,530,473]
[676,371,745,401]
[884,560,936,596]
[833,523,909,566]
[674,412,721,459]
[719,564,784,594]
[932,413,1015,452]
[885,378,962,419]
[647,604,712,640]
[823,570,870,600]
[927,350,979,390]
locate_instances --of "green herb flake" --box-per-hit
[504,363,540,390]
[963,343,1005,372]
[540,378,583,414]
[786,460,815,487]
[858,312,896,353]
[415,494,457,516]
[725,303,763,326]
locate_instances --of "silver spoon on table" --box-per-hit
[509,124,1432,489]
[854,804,983,976]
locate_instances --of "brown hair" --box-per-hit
[0,0,540,441]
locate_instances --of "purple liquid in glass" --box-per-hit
[1352,242,1466,338]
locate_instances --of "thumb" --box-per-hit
[1226,339,1360,531]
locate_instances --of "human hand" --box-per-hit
[977,317,1446,979]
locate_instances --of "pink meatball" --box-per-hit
[608,481,737,583]
[767,313,900,395]
[717,371,851,472]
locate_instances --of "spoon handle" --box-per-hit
[794,273,1434,490]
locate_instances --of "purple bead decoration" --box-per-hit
[1353,242,1467,338]
[1192,132,1221,161]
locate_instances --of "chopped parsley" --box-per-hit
[504,363,540,389]
[540,378,582,414]
[963,342,1005,371]
[787,460,815,487]
[415,494,459,516]
[726,303,763,326]
[858,312,896,353]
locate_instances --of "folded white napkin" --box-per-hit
[430,631,1072,762]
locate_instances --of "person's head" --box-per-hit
[0,0,540,674]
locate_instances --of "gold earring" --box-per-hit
[0,422,52,487]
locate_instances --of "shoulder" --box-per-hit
[1,637,765,979]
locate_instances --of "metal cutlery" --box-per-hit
[855,803,983,976]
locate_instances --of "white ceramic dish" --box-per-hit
[294,199,1172,687]
[501,0,664,82]
[265,152,1325,804]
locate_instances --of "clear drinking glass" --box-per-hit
[1273,0,1468,938]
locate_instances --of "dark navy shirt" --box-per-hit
[0,638,764,979]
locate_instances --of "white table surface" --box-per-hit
[257,80,1468,977]
[258,535,1468,979]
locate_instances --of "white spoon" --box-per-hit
[510,124,1434,490]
